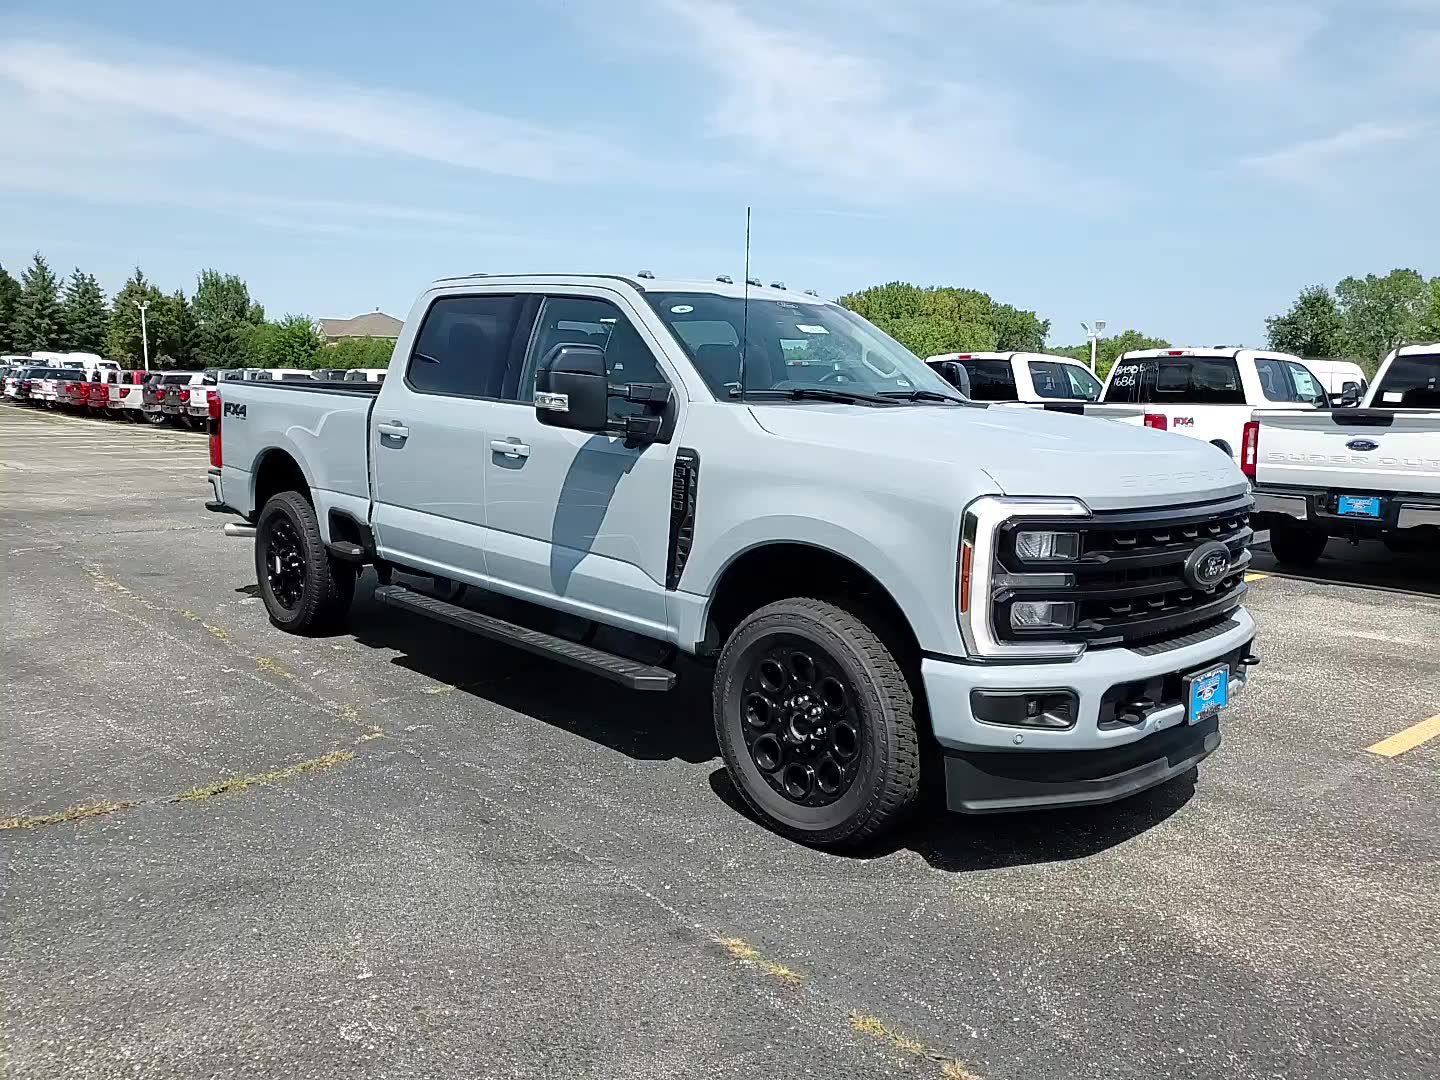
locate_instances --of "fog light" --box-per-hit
[1010,600,1076,630]
[1014,530,1079,560]
[971,689,1077,729]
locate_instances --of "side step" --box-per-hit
[373,583,676,692]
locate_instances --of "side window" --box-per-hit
[1027,361,1070,399]
[1064,364,1102,400]
[407,294,525,399]
[1285,362,1323,405]
[1255,358,1299,402]
[523,296,667,422]
[959,360,1018,401]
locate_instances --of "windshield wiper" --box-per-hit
[728,386,899,406]
[878,388,967,404]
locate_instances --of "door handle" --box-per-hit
[377,421,410,439]
[490,439,530,458]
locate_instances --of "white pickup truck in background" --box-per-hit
[1249,343,1440,566]
[926,350,1144,423]
[1090,347,1327,460]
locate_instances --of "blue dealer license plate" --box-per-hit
[1337,495,1381,518]
[1185,665,1229,724]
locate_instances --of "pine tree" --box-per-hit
[13,253,65,352]
[62,270,110,353]
[107,268,166,368]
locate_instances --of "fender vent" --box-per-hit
[667,449,700,590]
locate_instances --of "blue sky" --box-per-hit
[2,0,1437,347]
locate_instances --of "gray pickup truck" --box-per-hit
[207,273,1259,848]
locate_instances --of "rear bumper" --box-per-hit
[1253,483,1440,531]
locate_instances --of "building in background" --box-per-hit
[316,311,403,343]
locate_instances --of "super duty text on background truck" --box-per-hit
[206,273,1260,849]
[1249,343,1440,566]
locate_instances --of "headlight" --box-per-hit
[1010,600,1076,630]
[1014,530,1079,561]
[959,496,1090,660]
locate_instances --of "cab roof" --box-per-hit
[429,272,830,305]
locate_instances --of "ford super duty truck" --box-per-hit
[1249,342,1440,566]
[205,273,1259,849]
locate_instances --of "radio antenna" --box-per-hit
[737,206,751,403]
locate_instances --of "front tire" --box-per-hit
[1269,523,1328,567]
[714,597,921,850]
[255,491,355,634]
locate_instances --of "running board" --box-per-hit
[373,584,676,692]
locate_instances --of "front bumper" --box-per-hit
[1253,483,1440,532]
[923,610,1255,812]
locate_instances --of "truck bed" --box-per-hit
[216,378,382,520]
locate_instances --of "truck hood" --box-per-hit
[748,403,1248,510]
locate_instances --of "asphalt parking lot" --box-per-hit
[2,402,1437,1080]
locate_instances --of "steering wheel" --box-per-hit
[814,369,854,386]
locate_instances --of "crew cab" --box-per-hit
[926,351,1101,404]
[1249,343,1440,566]
[208,273,1259,849]
[1092,348,1326,460]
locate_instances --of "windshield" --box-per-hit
[1373,354,1440,408]
[645,293,960,401]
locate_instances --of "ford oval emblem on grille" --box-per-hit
[1183,540,1232,593]
[1346,439,1379,452]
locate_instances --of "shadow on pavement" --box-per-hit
[708,765,1195,872]
[1251,536,1439,597]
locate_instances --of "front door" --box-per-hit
[369,292,534,580]
[482,291,681,639]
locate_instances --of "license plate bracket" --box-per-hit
[1184,664,1229,724]
[1336,495,1381,518]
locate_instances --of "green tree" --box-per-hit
[1056,330,1170,379]
[153,290,196,364]
[1336,269,1432,369]
[107,268,167,368]
[249,314,321,367]
[13,253,66,352]
[1265,285,1344,357]
[0,263,21,353]
[1419,277,1440,342]
[193,269,265,367]
[61,270,110,353]
[838,282,1050,358]
[325,336,397,369]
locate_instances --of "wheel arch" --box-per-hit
[252,447,312,518]
[703,541,921,667]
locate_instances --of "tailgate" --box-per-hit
[1255,409,1440,494]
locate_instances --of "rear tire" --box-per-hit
[714,597,921,850]
[255,491,355,634]
[1269,523,1328,567]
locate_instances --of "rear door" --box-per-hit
[480,289,683,636]
[369,290,537,579]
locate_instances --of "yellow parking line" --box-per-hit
[1366,714,1440,758]
[1245,572,1269,582]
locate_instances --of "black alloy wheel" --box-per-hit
[740,637,864,807]
[263,517,307,612]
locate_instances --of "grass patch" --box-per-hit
[1,800,135,831]
[848,1012,982,1078]
[715,936,805,985]
[176,750,355,802]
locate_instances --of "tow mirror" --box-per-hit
[535,344,609,431]
[931,360,971,396]
[1334,384,1361,408]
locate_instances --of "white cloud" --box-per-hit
[1242,121,1428,182]
[0,38,626,182]
[649,0,1102,204]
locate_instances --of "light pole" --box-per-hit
[1081,319,1106,373]
[135,300,151,372]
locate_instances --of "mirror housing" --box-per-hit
[535,344,610,431]
[1333,384,1361,408]
[931,360,971,396]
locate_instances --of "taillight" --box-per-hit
[1240,420,1259,479]
[119,387,130,398]
[1144,413,1168,430]
[180,389,190,403]
[209,392,223,468]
